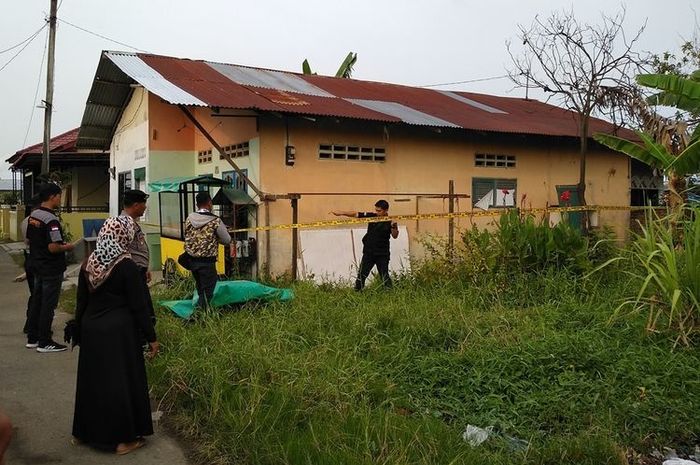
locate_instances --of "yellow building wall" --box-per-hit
[256,117,630,275]
[61,212,110,241]
[160,236,226,275]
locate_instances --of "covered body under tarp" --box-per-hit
[160,280,293,318]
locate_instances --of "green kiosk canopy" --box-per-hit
[149,175,229,193]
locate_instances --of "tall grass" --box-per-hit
[144,211,700,464]
[148,271,699,464]
[612,206,700,346]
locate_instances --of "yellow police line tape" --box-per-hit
[228,205,657,233]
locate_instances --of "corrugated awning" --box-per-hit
[212,187,256,205]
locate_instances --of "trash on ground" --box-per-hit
[462,425,493,447]
[663,459,700,465]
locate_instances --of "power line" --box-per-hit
[420,74,510,88]
[0,25,47,73]
[0,24,47,55]
[23,27,49,147]
[58,17,147,52]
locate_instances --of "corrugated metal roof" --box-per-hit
[107,52,206,106]
[206,61,333,98]
[6,127,107,168]
[76,51,634,149]
[437,90,508,114]
[346,99,459,127]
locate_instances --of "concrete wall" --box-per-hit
[110,87,149,217]
[70,166,109,208]
[0,207,10,240]
[256,117,631,275]
[61,211,110,241]
[131,95,631,277]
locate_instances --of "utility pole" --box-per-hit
[41,0,57,176]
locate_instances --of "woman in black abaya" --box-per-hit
[72,216,159,455]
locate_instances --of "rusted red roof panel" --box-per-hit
[111,52,632,139]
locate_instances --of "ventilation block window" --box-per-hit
[318,144,386,162]
[475,153,516,168]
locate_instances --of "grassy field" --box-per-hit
[147,270,699,464]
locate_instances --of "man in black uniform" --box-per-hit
[120,189,156,329]
[332,199,399,290]
[26,183,74,353]
[19,195,39,334]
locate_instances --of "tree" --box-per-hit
[302,52,358,78]
[508,8,647,214]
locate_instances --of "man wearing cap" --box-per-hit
[120,190,155,326]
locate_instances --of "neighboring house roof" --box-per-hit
[6,127,107,169]
[78,50,634,150]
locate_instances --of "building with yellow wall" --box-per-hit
[76,51,644,277]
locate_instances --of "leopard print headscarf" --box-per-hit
[85,216,135,290]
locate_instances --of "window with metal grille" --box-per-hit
[197,149,213,164]
[472,178,517,209]
[475,153,516,168]
[318,144,386,162]
[219,141,250,160]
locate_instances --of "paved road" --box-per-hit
[0,248,190,464]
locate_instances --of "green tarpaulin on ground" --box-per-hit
[160,280,294,319]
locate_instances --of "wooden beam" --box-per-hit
[178,105,265,199]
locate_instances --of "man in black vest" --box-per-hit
[332,199,399,290]
[26,183,74,353]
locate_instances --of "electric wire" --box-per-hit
[23,27,49,148]
[57,17,147,52]
[420,74,510,88]
[0,25,47,74]
[0,24,47,54]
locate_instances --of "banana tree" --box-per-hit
[302,52,357,78]
[594,131,700,210]
[638,71,700,142]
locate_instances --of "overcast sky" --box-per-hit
[0,0,697,179]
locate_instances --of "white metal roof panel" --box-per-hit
[345,99,460,127]
[105,52,206,106]
[437,91,508,114]
[206,62,334,98]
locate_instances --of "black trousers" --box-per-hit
[190,259,218,309]
[27,273,63,344]
[23,251,34,334]
[355,253,391,290]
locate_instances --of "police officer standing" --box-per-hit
[332,199,399,290]
[120,190,155,326]
[26,183,74,353]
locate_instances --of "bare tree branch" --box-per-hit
[507,7,649,210]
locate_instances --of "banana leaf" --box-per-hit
[637,74,700,102]
[593,133,666,169]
